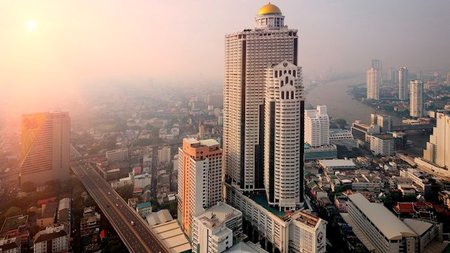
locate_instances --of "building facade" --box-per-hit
[192,203,243,253]
[177,138,222,237]
[223,3,301,192]
[423,112,450,172]
[369,134,395,156]
[20,112,70,186]
[410,80,424,118]
[398,67,409,100]
[264,61,303,211]
[33,225,68,253]
[367,67,380,100]
[305,106,329,147]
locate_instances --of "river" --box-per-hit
[305,76,402,125]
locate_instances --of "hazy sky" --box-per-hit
[1,0,450,114]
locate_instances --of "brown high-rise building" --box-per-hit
[20,112,70,186]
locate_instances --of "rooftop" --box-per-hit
[146,209,173,227]
[33,224,67,244]
[152,220,191,253]
[403,219,433,237]
[319,159,356,168]
[348,193,417,240]
[195,202,242,229]
[257,3,282,16]
[0,215,28,234]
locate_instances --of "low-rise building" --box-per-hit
[136,202,152,218]
[106,148,128,163]
[348,193,418,253]
[33,224,68,253]
[0,237,20,253]
[36,202,58,228]
[192,202,243,253]
[80,207,101,238]
[289,211,327,253]
[319,159,356,172]
[369,134,395,156]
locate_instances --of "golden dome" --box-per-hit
[257,2,282,15]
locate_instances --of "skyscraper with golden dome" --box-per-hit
[223,3,304,204]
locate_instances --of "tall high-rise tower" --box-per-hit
[223,3,301,192]
[264,61,303,211]
[177,138,222,237]
[423,111,450,173]
[410,80,424,118]
[305,106,330,147]
[20,112,70,186]
[398,67,409,100]
[367,67,380,100]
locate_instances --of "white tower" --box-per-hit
[410,80,424,118]
[398,67,409,100]
[367,67,380,100]
[264,61,303,211]
[223,3,303,196]
[305,106,330,147]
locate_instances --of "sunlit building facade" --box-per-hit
[223,3,301,192]
[177,138,222,237]
[305,105,329,147]
[264,61,303,211]
[20,112,70,186]
[367,67,380,100]
[410,80,424,118]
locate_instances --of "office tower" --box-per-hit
[20,112,70,186]
[177,138,222,237]
[366,67,380,100]
[158,145,171,164]
[223,2,300,192]
[305,105,329,147]
[410,80,424,118]
[423,112,450,171]
[264,61,303,211]
[399,67,409,100]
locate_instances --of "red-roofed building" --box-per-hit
[393,202,416,216]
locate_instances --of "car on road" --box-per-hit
[130,220,135,226]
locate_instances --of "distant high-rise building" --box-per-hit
[371,59,382,71]
[264,61,303,211]
[410,80,424,118]
[371,59,383,83]
[446,72,450,86]
[223,2,301,192]
[398,67,409,100]
[305,106,330,147]
[423,112,450,171]
[391,68,399,85]
[177,138,222,237]
[367,67,380,100]
[20,112,70,186]
[370,113,392,132]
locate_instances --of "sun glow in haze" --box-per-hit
[26,19,37,31]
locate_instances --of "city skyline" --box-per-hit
[1,1,450,116]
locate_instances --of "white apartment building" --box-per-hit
[0,238,20,253]
[264,61,303,211]
[289,211,327,253]
[367,67,380,100]
[33,224,68,253]
[348,194,417,253]
[223,2,301,192]
[369,134,395,156]
[398,67,409,100]
[192,202,243,253]
[225,184,326,253]
[177,138,222,237]
[105,148,128,163]
[329,129,354,141]
[410,80,424,118]
[158,145,171,164]
[305,105,329,147]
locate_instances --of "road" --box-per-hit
[71,161,169,253]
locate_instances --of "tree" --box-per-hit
[334,118,347,129]
[116,184,134,201]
